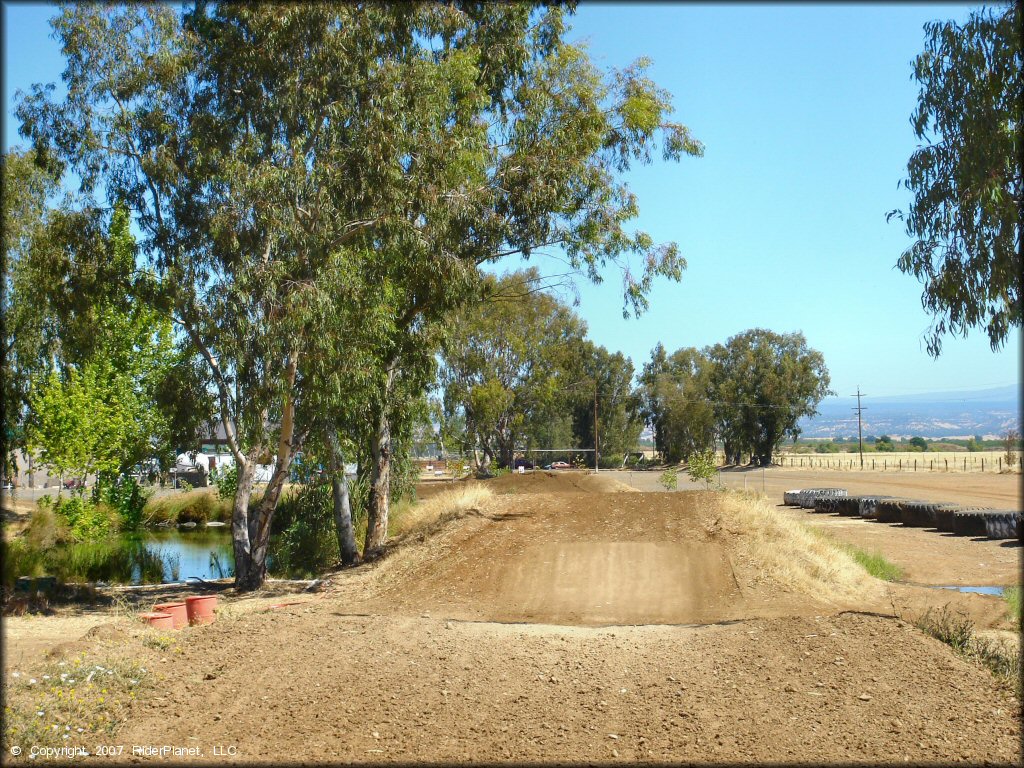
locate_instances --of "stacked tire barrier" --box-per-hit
[797,488,847,509]
[782,489,1021,541]
[858,496,895,520]
[875,499,907,524]
[813,495,844,514]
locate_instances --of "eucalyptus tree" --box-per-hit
[638,344,716,463]
[440,269,587,471]
[19,3,702,574]
[889,5,1021,355]
[565,341,642,466]
[351,5,703,552]
[16,4,403,588]
[707,330,831,467]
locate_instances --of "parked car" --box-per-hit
[547,461,570,470]
[513,458,535,469]
[63,478,86,490]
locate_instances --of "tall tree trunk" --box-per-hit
[231,458,257,588]
[364,407,392,556]
[328,428,358,566]
[237,352,300,592]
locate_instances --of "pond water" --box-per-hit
[137,526,235,583]
[34,527,237,586]
[932,585,1008,596]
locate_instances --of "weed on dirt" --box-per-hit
[1003,586,1021,626]
[719,492,884,604]
[2,652,149,753]
[915,605,1022,695]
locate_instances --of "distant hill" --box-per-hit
[798,384,1020,439]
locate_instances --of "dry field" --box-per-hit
[2,472,1020,765]
[776,449,1020,474]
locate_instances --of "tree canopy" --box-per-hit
[641,331,832,467]
[890,5,1021,356]
[16,3,701,586]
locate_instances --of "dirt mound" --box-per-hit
[359,491,869,626]
[482,470,633,495]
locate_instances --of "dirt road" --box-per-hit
[606,466,1022,508]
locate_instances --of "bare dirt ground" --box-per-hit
[609,466,1023,509]
[4,473,1021,765]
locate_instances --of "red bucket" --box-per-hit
[185,595,218,625]
[139,611,175,630]
[153,601,188,630]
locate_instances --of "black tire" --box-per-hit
[900,500,939,527]
[835,496,863,516]
[858,496,893,520]
[952,510,994,537]
[984,511,1022,540]
[876,499,909,524]
[933,503,987,532]
[813,496,842,514]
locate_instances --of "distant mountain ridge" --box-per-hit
[798,384,1020,439]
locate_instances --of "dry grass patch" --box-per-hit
[717,491,886,605]
[390,483,493,538]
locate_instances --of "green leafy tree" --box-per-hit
[440,269,588,471]
[889,5,1021,355]
[876,435,895,452]
[23,204,173,488]
[908,436,928,452]
[707,330,832,467]
[565,341,643,468]
[19,4,701,578]
[638,344,716,463]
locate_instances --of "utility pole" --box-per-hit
[851,387,867,469]
[593,384,599,474]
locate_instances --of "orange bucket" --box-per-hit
[139,611,175,630]
[153,601,188,629]
[185,595,218,625]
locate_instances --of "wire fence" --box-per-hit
[775,450,1021,473]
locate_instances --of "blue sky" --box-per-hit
[4,3,1019,399]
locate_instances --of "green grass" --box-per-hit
[844,546,903,582]
[807,528,904,582]
[1003,586,1021,625]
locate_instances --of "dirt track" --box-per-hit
[5,474,1022,764]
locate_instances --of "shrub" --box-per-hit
[99,477,151,530]
[214,464,238,502]
[25,505,72,549]
[686,449,718,489]
[142,490,230,526]
[53,495,116,541]
[269,481,338,578]
[659,468,678,491]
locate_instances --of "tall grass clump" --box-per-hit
[1003,586,1021,626]
[915,605,1021,695]
[142,489,230,526]
[717,491,885,604]
[389,483,493,538]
